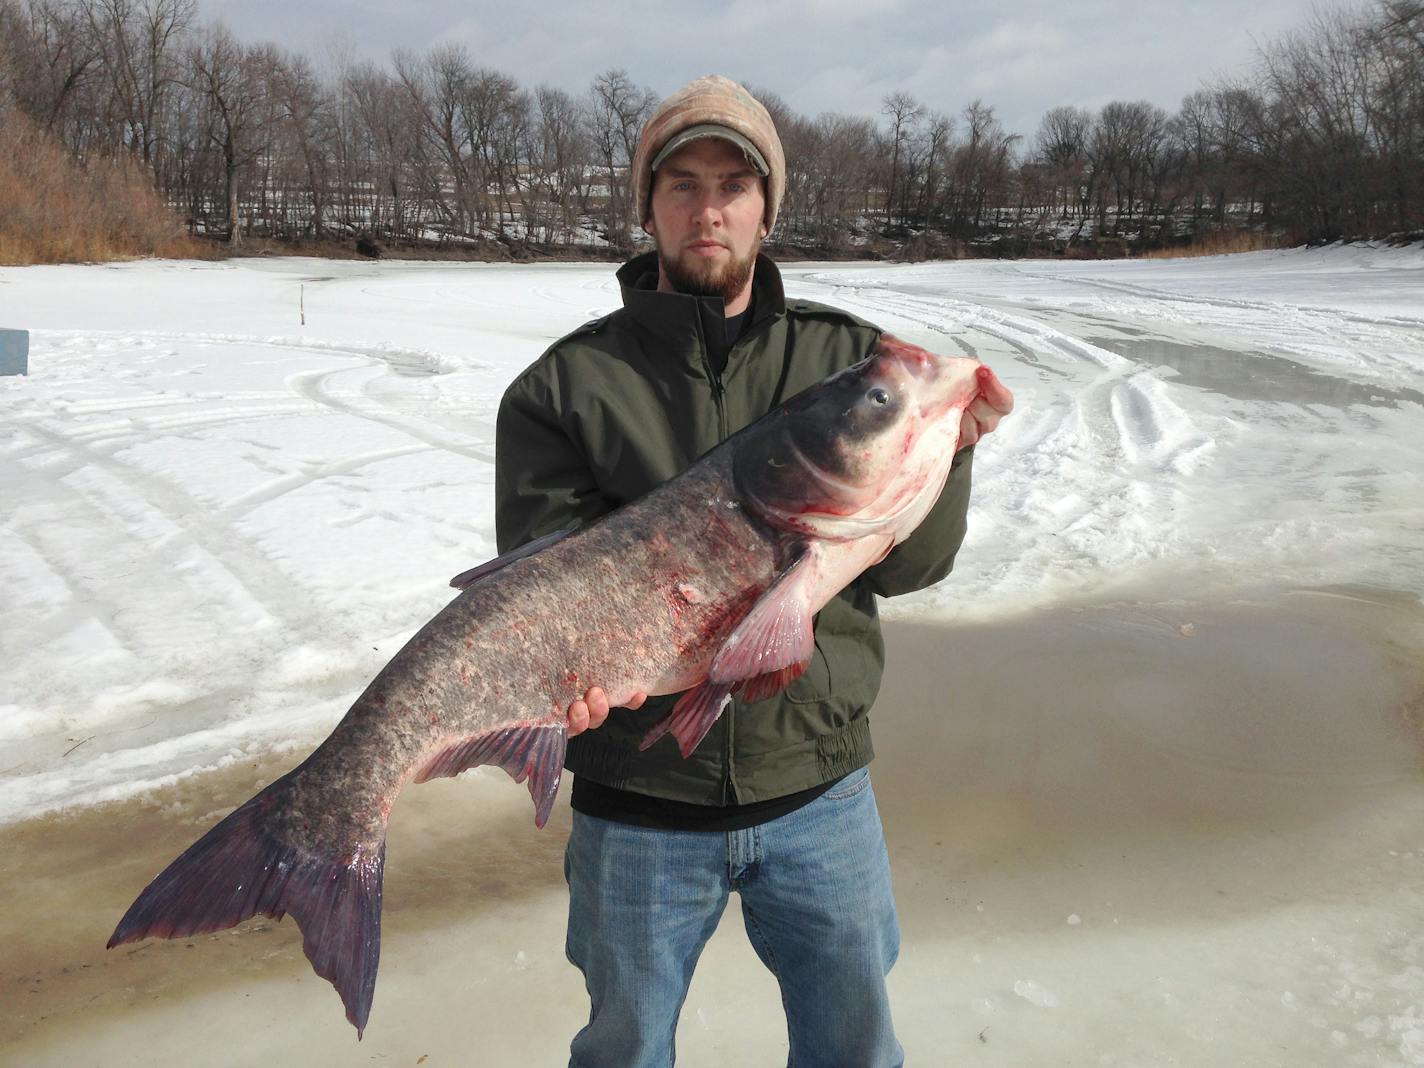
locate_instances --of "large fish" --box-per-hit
[108,335,991,1036]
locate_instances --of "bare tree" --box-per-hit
[268,49,330,239]
[81,0,194,165]
[0,0,103,139]
[460,67,527,240]
[394,43,476,237]
[186,23,266,244]
[587,68,655,252]
[943,100,1017,238]
[344,60,427,243]
[1035,105,1092,220]
[880,90,923,225]
[526,85,590,245]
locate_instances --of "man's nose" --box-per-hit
[691,194,723,225]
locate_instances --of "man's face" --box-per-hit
[645,135,767,305]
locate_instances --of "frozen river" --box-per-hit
[2,246,1423,1065]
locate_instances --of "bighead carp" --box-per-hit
[109,335,994,1036]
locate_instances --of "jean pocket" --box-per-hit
[824,766,871,801]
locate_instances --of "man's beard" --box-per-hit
[658,239,759,304]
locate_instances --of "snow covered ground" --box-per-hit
[2,245,1421,824]
[2,246,1423,1065]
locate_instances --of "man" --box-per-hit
[495,75,1011,1068]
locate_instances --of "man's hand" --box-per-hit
[567,687,648,736]
[959,365,1014,449]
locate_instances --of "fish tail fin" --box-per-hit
[639,683,734,758]
[107,776,386,1038]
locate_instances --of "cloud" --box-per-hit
[192,0,1338,139]
[798,0,900,19]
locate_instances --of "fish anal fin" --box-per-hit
[734,661,810,704]
[708,550,816,685]
[639,682,734,758]
[448,526,575,590]
[414,720,568,829]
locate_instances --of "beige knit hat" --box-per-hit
[632,75,786,235]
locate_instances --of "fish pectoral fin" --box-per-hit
[448,525,576,589]
[414,720,568,829]
[708,549,817,685]
[639,682,735,758]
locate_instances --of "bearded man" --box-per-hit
[495,75,1011,1068]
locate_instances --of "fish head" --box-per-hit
[734,335,982,541]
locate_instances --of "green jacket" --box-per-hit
[494,252,973,805]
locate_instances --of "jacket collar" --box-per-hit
[615,251,787,356]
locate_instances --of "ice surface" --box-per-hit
[1,247,1422,1064]
[2,244,1424,1068]
[1,247,1422,821]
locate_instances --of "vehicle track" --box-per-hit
[811,279,1224,570]
[988,263,1424,382]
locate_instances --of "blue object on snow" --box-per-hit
[0,328,28,376]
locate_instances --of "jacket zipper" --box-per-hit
[696,314,735,802]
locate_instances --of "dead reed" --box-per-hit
[1140,229,1290,260]
[0,108,212,266]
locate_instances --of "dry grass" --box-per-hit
[1140,228,1291,259]
[0,108,213,266]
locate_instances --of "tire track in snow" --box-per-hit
[33,328,473,389]
[11,333,494,512]
[15,420,331,637]
[995,265,1424,383]
[288,361,496,465]
[3,331,460,809]
[833,281,1225,584]
[217,443,437,517]
[1004,264,1424,330]
[9,403,321,453]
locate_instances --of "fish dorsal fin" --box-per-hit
[448,526,575,590]
[708,547,817,686]
[413,720,568,828]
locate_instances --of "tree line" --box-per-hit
[0,0,1419,259]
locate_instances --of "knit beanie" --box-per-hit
[632,75,786,235]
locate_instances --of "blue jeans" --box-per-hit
[564,767,903,1068]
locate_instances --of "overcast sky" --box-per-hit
[196,0,1354,139]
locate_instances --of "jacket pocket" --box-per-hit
[785,638,832,705]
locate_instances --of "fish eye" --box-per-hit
[866,387,891,406]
